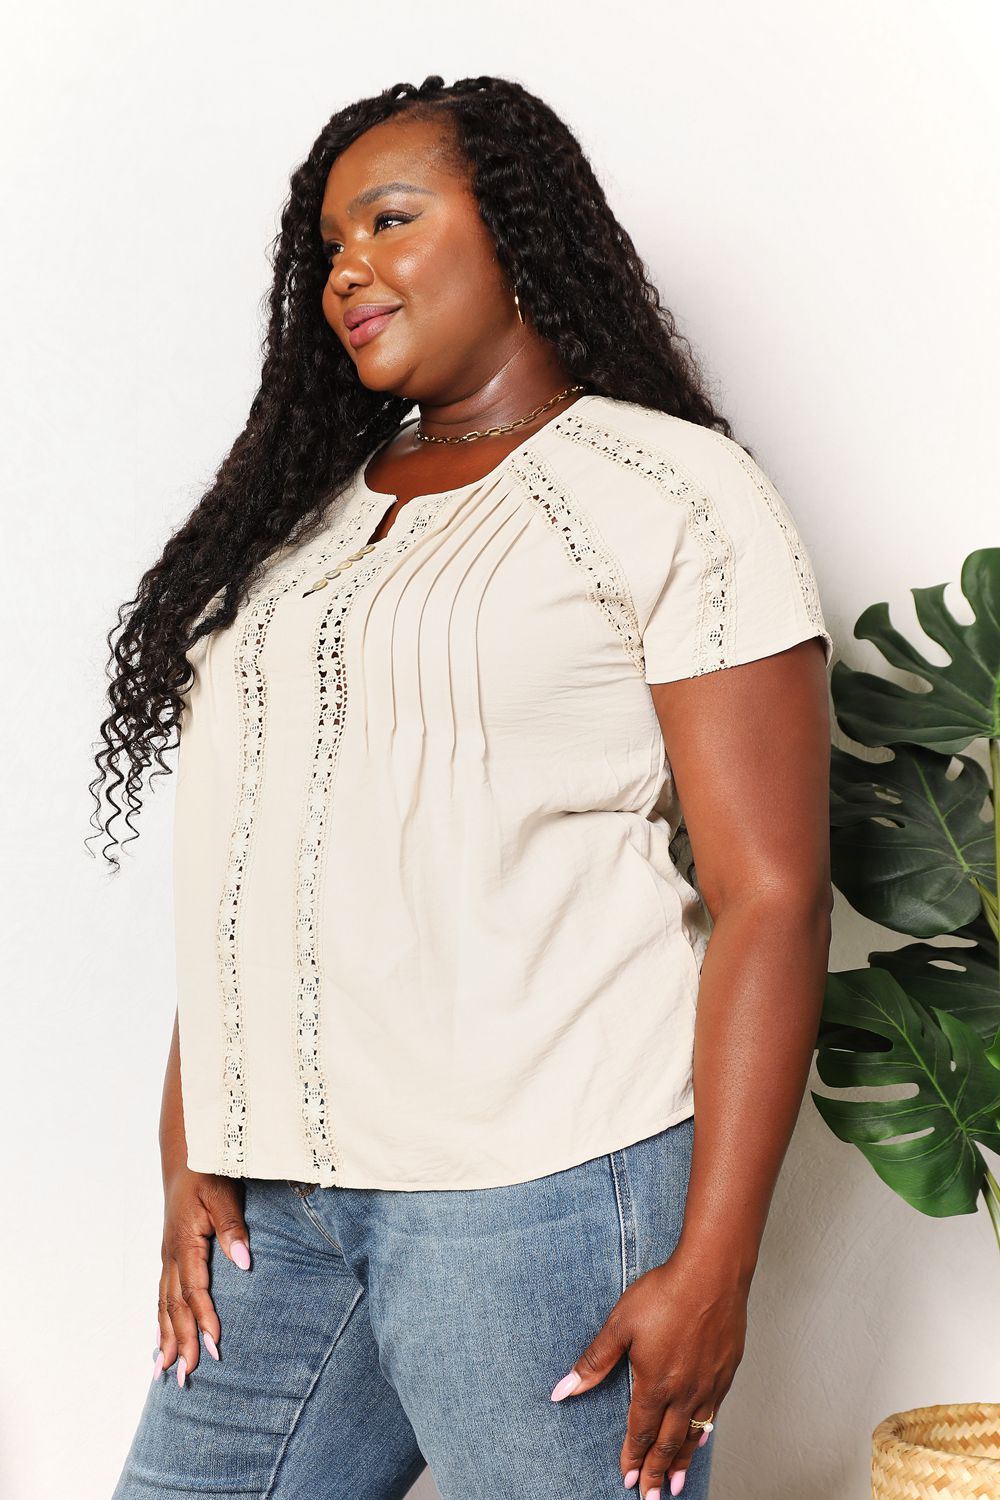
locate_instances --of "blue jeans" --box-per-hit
[113,1114,716,1498]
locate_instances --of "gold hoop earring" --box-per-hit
[513,291,525,325]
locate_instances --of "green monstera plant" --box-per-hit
[812,547,1000,1250]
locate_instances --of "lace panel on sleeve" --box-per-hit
[551,412,737,675]
[553,410,829,677]
[706,429,827,642]
[507,448,646,674]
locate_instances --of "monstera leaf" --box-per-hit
[830,742,996,937]
[819,547,1000,1243]
[862,913,1000,1046]
[814,966,1000,1217]
[830,547,1000,754]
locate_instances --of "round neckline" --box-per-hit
[358,391,600,504]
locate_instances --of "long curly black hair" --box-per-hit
[88,72,745,872]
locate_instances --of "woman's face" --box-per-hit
[319,115,525,400]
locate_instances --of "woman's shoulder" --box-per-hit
[567,393,752,496]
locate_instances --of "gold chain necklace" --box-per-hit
[414,384,588,444]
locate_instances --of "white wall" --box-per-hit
[4,3,997,1496]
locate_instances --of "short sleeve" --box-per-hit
[639,437,834,685]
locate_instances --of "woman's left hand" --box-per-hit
[549,1246,748,1498]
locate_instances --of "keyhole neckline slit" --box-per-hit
[358,390,599,509]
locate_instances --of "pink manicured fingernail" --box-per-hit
[150,1350,164,1381]
[624,1469,640,1488]
[698,1431,709,1447]
[646,1489,660,1500]
[154,1322,161,1349]
[550,1370,582,1401]
[177,1356,187,1388]
[670,1470,687,1495]
[230,1240,251,1270]
[203,1331,220,1360]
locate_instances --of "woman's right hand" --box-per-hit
[152,1162,252,1386]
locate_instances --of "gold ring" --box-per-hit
[688,1411,715,1432]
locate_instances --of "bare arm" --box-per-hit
[159,1007,188,1180]
[652,634,834,1285]
[152,1007,253,1385]
[556,634,833,1499]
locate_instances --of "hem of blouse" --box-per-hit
[642,623,834,687]
[185,1097,697,1192]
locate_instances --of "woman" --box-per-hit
[101,74,834,1500]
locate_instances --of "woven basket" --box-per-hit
[871,1402,1000,1498]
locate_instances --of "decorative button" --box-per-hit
[301,541,379,596]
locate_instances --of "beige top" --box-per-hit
[173,393,833,1190]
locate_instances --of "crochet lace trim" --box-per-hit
[219,482,451,1177]
[507,448,646,674]
[552,412,737,675]
[552,408,829,675]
